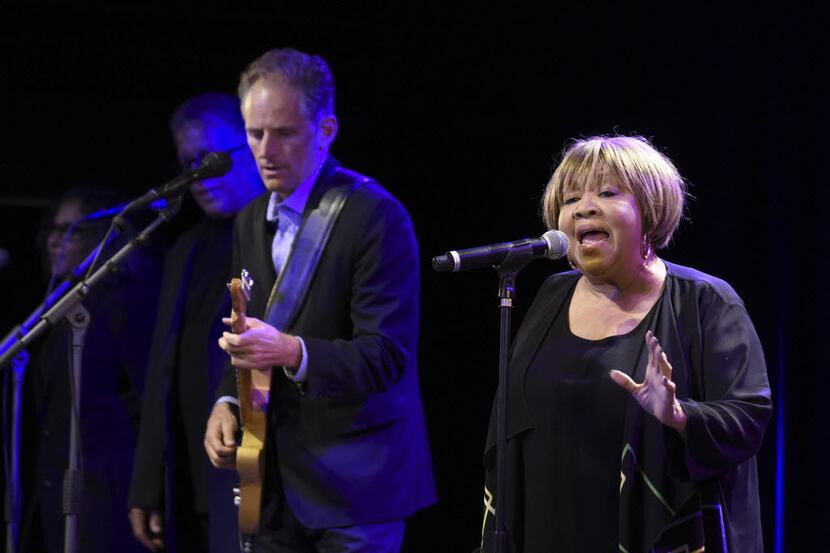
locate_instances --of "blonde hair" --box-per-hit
[542,135,687,249]
[238,48,334,122]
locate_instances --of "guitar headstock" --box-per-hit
[240,268,253,302]
[227,269,254,334]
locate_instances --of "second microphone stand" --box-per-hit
[491,245,537,553]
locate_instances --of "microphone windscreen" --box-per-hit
[198,152,232,179]
[542,229,569,260]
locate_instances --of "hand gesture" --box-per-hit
[610,330,688,433]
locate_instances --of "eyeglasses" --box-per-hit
[181,144,248,171]
[42,222,90,241]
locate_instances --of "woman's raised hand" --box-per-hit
[610,330,688,433]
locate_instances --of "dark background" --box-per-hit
[1,2,828,551]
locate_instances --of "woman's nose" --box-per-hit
[574,193,598,218]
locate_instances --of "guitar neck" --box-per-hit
[231,310,247,335]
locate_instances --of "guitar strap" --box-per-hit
[263,167,367,330]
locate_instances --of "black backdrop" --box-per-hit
[2,2,828,552]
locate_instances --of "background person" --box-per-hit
[22,186,161,553]
[128,92,264,552]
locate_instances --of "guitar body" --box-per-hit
[228,271,271,538]
[235,404,266,536]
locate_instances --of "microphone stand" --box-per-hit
[0,199,179,367]
[1,240,107,553]
[62,303,89,553]
[0,198,181,553]
[3,351,26,553]
[491,244,536,553]
[0,250,108,360]
[0,222,122,553]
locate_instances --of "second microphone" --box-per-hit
[432,230,569,272]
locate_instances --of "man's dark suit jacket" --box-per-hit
[217,157,436,529]
[129,219,235,517]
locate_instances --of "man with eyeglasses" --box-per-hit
[128,92,264,553]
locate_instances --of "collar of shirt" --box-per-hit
[265,159,325,224]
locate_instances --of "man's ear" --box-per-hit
[318,115,338,146]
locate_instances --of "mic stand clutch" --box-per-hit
[491,243,537,553]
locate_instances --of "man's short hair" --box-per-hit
[238,48,335,122]
[169,92,245,135]
[542,135,688,250]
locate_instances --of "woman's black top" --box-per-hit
[520,285,660,551]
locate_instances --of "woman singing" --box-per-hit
[480,136,771,552]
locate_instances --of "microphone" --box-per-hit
[80,198,170,222]
[432,229,569,272]
[122,151,232,214]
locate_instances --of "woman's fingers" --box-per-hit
[659,350,673,380]
[662,374,676,394]
[646,332,674,384]
[610,370,640,394]
[645,330,655,373]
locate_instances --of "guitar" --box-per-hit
[227,269,271,543]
